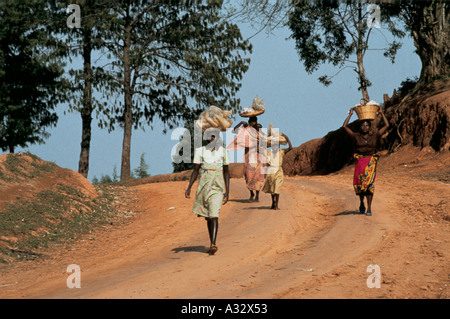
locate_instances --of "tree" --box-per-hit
[112,164,119,182]
[231,0,449,94]
[51,0,120,179]
[0,0,68,153]
[91,175,99,184]
[381,1,450,152]
[288,0,405,102]
[227,0,449,157]
[385,0,449,84]
[134,153,150,178]
[102,0,252,181]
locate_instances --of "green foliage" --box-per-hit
[134,153,150,178]
[288,0,406,98]
[0,0,69,153]
[52,0,120,115]
[0,183,117,260]
[99,0,252,132]
[0,153,56,182]
[397,76,419,98]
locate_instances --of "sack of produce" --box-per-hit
[195,105,233,132]
[239,95,265,117]
[266,123,287,147]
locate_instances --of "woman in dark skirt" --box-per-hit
[343,106,389,216]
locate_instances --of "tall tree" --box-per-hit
[102,0,252,181]
[51,0,119,178]
[385,0,449,84]
[230,0,449,91]
[288,0,405,102]
[0,0,68,153]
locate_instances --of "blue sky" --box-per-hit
[9,14,421,182]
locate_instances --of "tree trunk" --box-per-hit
[412,1,450,83]
[78,29,93,179]
[357,52,370,102]
[120,25,133,182]
[356,1,370,102]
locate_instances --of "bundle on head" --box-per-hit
[195,105,233,132]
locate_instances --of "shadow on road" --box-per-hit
[171,245,209,254]
[334,210,363,216]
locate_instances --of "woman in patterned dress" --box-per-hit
[342,106,389,216]
[231,116,266,202]
[185,131,230,255]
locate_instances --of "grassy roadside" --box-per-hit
[0,152,56,182]
[0,184,117,263]
[0,153,119,264]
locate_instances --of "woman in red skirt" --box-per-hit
[343,106,389,216]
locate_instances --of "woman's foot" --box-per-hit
[365,211,372,216]
[359,204,366,214]
[208,244,218,255]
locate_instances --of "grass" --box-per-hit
[0,183,117,262]
[0,152,56,182]
[0,153,119,263]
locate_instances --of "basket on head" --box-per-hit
[354,99,379,120]
[239,95,265,117]
[239,109,265,117]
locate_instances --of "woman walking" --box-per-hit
[262,133,292,210]
[230,116,266,202]
[342,106,389,216]
[185,131,230,255]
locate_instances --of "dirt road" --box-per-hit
[0,157,448,299]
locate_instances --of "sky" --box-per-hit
[7,8,421,182]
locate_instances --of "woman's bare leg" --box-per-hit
[274,194,280,210]
[207,218,219,254]
[366,194,373,216]
[359,195,366,214]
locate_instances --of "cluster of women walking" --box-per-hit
[185,106,389,255]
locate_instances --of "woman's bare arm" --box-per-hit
[222,165,230,204]
[343,108,356,137]
[282,133,293,154]
[185,164,201,198]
